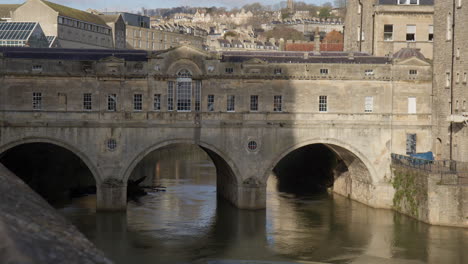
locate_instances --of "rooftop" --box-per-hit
[42,0,108,26]
[0,47,148,61]
[0,4,21,18]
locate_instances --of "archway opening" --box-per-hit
[0,143,96,207]
[269,143,372,197]
[272,144,339,195]
[127,143,238,205]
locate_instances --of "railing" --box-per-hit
[391,153,468,185]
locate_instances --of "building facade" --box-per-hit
[11,0,113,49]
[432,0,468,162]
[0,45,433,211]
[345,0,434,59]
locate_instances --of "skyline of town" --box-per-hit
[3,0,332,12]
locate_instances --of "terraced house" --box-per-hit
[11,0,113,49]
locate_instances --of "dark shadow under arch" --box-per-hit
[0,142,97,206]
[268,141,374,197]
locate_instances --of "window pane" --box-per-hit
[250,95,258,111]
[207,95,215,112]
[227,95,235,112]
[177,81,192,111]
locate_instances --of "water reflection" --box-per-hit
[60,145,468,264]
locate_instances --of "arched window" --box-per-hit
[166,69,201,112]
[176,69,192,111]
[177,69,192,78]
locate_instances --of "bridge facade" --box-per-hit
[0,46,433,210]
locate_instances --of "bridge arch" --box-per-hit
[122,139,241,185]
[0,136,102,184]
[263,138,377,188]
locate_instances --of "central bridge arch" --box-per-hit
[122,139,241,206]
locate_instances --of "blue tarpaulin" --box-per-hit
[410,152,434,161]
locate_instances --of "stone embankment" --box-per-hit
[0,163,113,264]
[390,155,468,227]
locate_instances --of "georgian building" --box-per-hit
[432,0,468,162]
[344,0,434,59]
[11,0,113,49]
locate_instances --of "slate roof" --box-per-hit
[393,48,426,61]
[220,51,390,64]
[0,47,148,61]
[378,0,433,5]
[42,1,108,26]
[0,4,21,18]
[99,15,120,23]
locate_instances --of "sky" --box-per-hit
[2,0,331,12]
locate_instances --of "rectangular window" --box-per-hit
[107,94,116,111]
[225,67,234,74]
[227,95,235,112]
[428,25,434,41]
[365,96,373,113]
[399,0,419,4]
[177,81,192,111]
[250,95,259,111]
[320,68,329,75]
[32,92,42,110]
[408,97,417,114]
[207,95,215,112]
[134,94,142,111]
[384,24,393,41]
[153,94,161,111]
[167,81,174,111]
[319,95,327,112]
[447,14,452,41]
[406,133,417,154]
[274,95,283,112]
[83,93,92,110]
[194,80,201,112]
[464,72,467,83]
[446,72,451,88]
[365,69,374,76]
[406,25,416,41]
[409,69,418,75]
[274,68,282,75]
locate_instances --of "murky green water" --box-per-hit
[60,146,468,264]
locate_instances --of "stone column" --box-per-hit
[96,178,127,211]
[219,177,266,210]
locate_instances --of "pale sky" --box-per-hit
[1,0,331,12]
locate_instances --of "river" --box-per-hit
[59,145,468,264]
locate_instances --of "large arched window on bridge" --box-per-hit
[167,69,201,112]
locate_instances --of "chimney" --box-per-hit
[314,27,321,54]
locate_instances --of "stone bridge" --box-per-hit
[0,46,433,211]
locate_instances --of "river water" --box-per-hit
[59,146,468,264]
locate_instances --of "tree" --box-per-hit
[333,0,347,8]
[242,3,265,13]
[262,26,305,41]
[319,7,332,18]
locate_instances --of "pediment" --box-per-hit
[394,56,430,66]
[244,58,268,65]
[152,45,215,60]
[99,56,124,63]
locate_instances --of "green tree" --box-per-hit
[263,26,305,41]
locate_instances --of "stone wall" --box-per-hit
[390,165,468,227]
[0,163,112,264]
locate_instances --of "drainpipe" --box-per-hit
[358,0,363,52]
[372,13,375,55]
[450,0,456,160]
